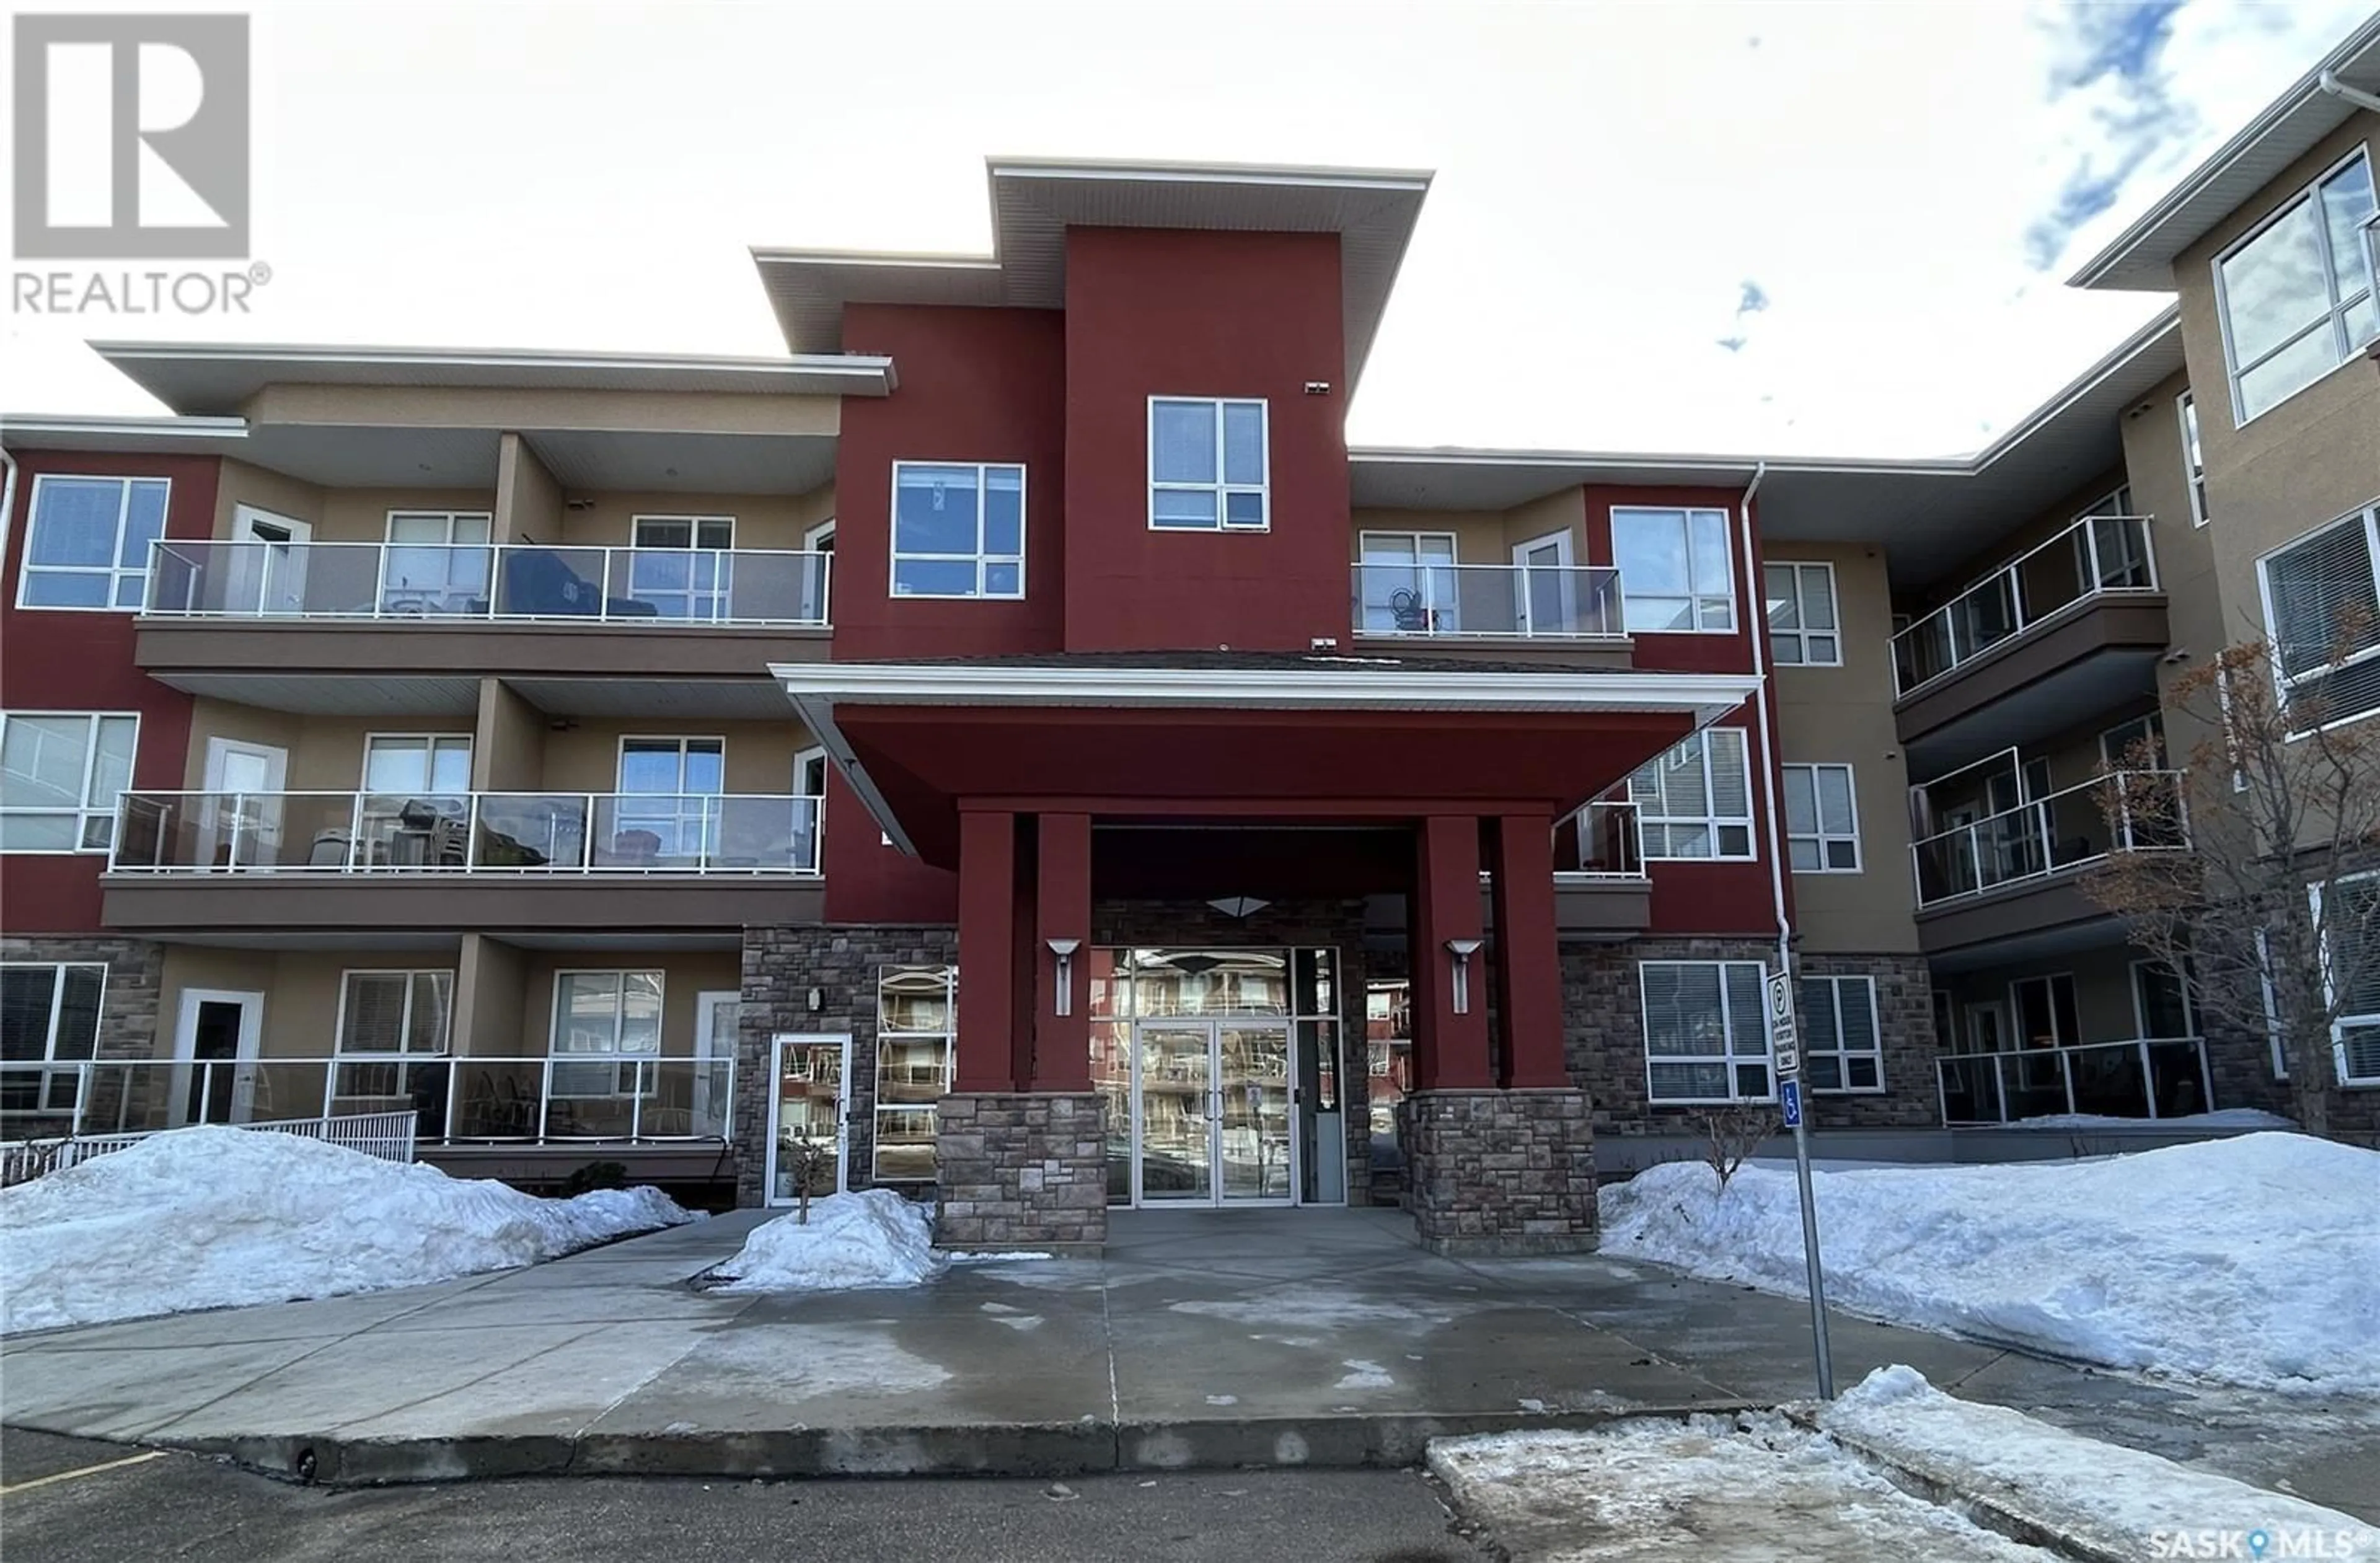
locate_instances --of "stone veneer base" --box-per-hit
[934,1091,1108,1253]
[1402,1087,1597,1256]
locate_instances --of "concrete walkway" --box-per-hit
[6,1207,2374,1512]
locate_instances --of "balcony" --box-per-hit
[1937,1037,2214,1125]
[1348,561,1630,664]
[1911,770,2185,957]
[1550,799,1652,936]
[1890,514,2168,777]
[134,540,834,696]
[100,790,824,934]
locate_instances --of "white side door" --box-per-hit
[201,737,289,867]
[765,1032,852,1204]
[692,991,738,1139]
[232,506,314,615]
[1510,529,1576,635]
[171,988,265,1125]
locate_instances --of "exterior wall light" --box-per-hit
[1047,938,1081,1016]
[1446,938,1483,1015]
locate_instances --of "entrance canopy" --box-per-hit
[772,652,1761,865]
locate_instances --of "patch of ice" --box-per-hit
[1598,1132,2380,1393]
[1336,1358,1395,1390]
[0,1125,697,1333]
[710,1191,944,1292]
[950,1251,1054,1263]
[1173,1284,1458,1329]
[1205,1394,1238,1406]
[684,1323,951,1397]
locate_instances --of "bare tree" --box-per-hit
[2086,625,2380,1142]
[1687,1105,1781,1192]
[781,1135,837,1223]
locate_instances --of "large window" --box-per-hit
[629,514,734,619]
[2215,148,2376,423]
[2256,506,2380,732]
[2177,393,2209,529]
[1357,531,1459,633]
[0,711,138,853]
[382,510,492,612]
[1799,974,1882,1093]
[551,971,663,1097]
[876,965,954,1181]
[891,462,1024,599]
[1641,960,1771,1104]
[1149,398,1267,531]
[617,736,724,861]
[1613,507,1734,633]
[1629,728,1754,860]
[337,971,454,1054]
[0,963,104,1117]
[17,475,170,610]
[1763,562,1840,665]
[1781,762,1860,872]
[2317,874,2380,1086]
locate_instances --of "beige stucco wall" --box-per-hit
[180,702,475,792]
[1350,488,1590,571]
[510,949,740,1059]
[534,717,816,794]
[549,487,835,552]
[213,458,327,537]
[495,434,563,545]
[457,933,529,1058]
[1937,943,2152,1049]
[2117,366,2234,772]
[155,946,462,1063]
[1771,540,1918,953]
[243,384,842,438]
[314,488,500,544]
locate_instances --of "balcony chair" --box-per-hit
[1387,588,1432,632]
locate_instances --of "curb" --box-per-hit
[108,1404,1759,1487]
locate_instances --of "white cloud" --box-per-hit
[0,0,2368,460]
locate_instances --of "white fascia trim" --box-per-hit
[988,155,1434,195]
[785,691,919,858]
[748,247,1004,274]
[0,413,247,443]
[89,341,895,395]
[770,662,1761,724]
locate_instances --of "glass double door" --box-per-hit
[1134,1019,1294,1205]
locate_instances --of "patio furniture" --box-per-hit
[1388,588,1431,631]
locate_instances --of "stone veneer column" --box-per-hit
[934,1091,1106,1253]
[1402,1086,1596,1255]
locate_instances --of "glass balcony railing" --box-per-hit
[1890,514,2158,696]
[1351,561,1624,638]
[1937,1036,2213,1124]
[1910,770,2184,910]
[1554,799,1646,878]
[144,540,833,627]
[110,791,822,874]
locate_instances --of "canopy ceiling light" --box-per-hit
[1206,896,1271,919]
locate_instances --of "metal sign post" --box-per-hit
[1766,968,1835,1399]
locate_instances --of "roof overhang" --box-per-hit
[89,341,896,416]
[774,659,1759,862]
[0,413,249,455]
[752,157,1432,390]
[2068,14,2380,290]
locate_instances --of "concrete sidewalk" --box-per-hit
[6,1206,2375,1513]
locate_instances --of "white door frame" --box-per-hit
[1127,1017,1298,1209]
[764,1031,853,1205]
[692,990,737,1139]
[171,988,265,1126]
[200,736,290,868]
[231,504,314,615]
[1510,529,1576,635]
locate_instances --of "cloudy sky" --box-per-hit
[2,0,2371,457]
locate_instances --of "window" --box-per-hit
[1149,398,1267,531]
[629,515,734,620]
[891,462,1024,599]
[551,971,663,1096]
[2097,712,2166,771]
[17,474,170,610]
[876,965,955,1181]
[1799,975,1882,1093]
[2011,974,2079,1049]
[1357,531,1459,632]
[1641,960,1771,1103]
[0,712,138,853]
[2256,507,2380,732]
[2215,148,2376,423]
[1781,763,1860,872]
[2131,961,2195,1040]
[337,971,454,1054]
[617,737,725,862]
[2317,874,2380,1086]
[0,963,104,1116]
[382,511,492,612]
[1764,562,1840,664]
[2177,394,2209,528]
[1613,507,1734,632]
[1629,728,1754,860]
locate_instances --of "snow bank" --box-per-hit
[0,1126,699,1333]
[2009,1107,2296,1130]
[1820,1367,2378,1559]
[1598,1132,2380,1393]
[709,1190,945,1292]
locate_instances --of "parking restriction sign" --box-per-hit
[1766,970,1799,1076]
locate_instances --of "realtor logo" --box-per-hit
[11,13,250,259]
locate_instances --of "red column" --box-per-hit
[1031,812,1093,1091]
[1411,814,1492,1090]
[954,808,1020,1092]
[1490,812,1569,1089]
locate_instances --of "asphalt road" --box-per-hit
[0,1429,1489,1563]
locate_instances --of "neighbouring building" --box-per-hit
[2,24,2374,1247]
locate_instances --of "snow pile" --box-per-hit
[1820,1367,2378,1559]
[0,1126,699,1333]
[1599,1132,2380,1393]
[2009,1107,2296,1130]
[709,1190,945,1292]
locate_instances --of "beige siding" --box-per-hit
[511,949,741,1059]
[213,459,327,538]
[552,488,835,552]
[534,718,815,795]
[315,488,500,545]
[496,433,563,545]
[474,679,545,791]
[156,947,460,1063]
[2117,368,2232,772]
[242,384,842,436]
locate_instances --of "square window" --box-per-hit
[1798,974,1884,1094]
[1781,763,1861,874]
[1614,508,1735,633]
[17,475,173,612]
[2216,149,2376,423]
[1628,729,1754,861]
[889,462,1026,599]
[1764,562,1841,666]
[1641,960,1772,1104]
[1,711,139,854]
[1150,398,1268,531]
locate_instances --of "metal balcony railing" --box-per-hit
[1936,1036,2213,1124]
[143,540,833,627]
[110,790,822,875]
[1910,769,2185,909]
[1890,514,2158,696]
[1557,799,1646,878]
[1351,561,1624,638]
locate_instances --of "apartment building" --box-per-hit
[2,21,2373,1248]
